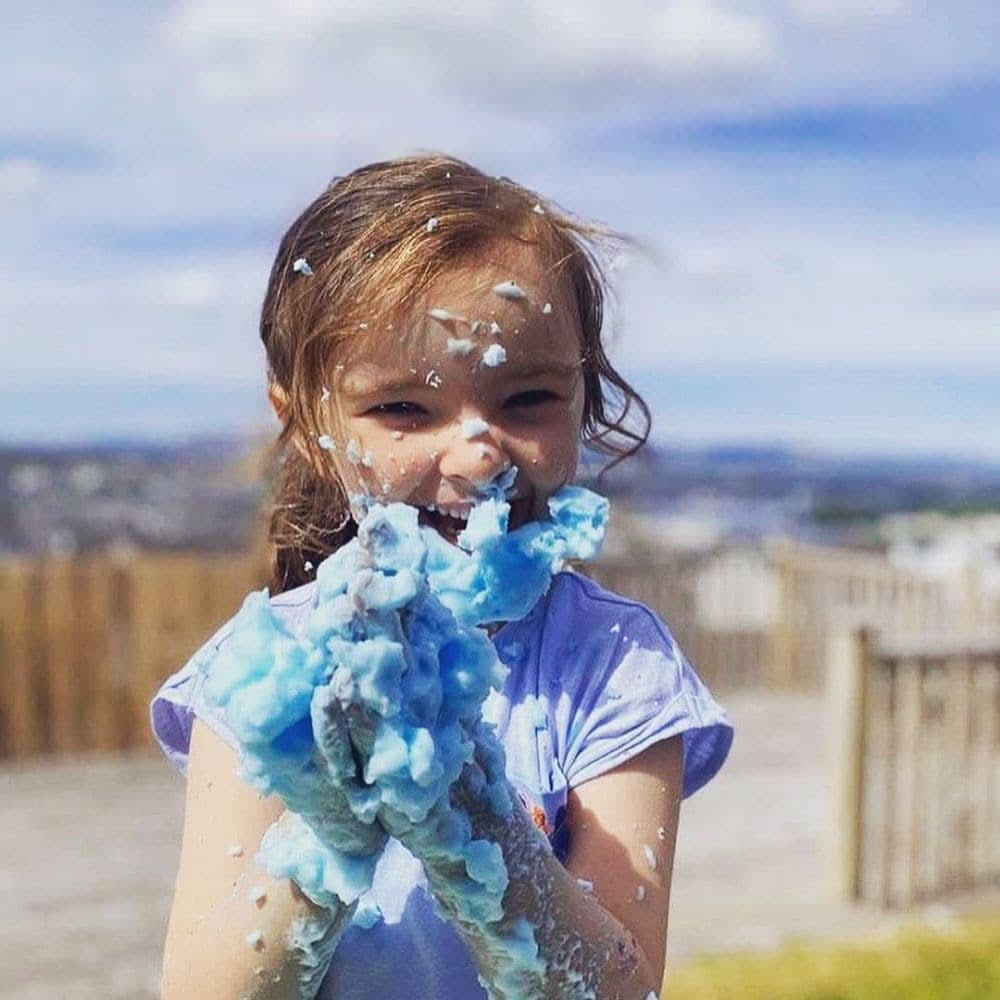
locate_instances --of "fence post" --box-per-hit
[828,626,873,901]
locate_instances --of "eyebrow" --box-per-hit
[340,373,426,396]
[501,360,582,380]
[341,359,581,396]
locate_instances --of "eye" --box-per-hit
[366,401,427,417]
[505,390,558,408]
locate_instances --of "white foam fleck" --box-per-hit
[542,302,552,315]
[446,337,476,357]
[576,878,594,894]
[226,842,243,857]
[304,561,314,573]
[480,344,507,368]
[346,439,363,465]
[426,217,440,233]
[635,885,646,902]
[532,203,545,215]
[427,308,457,322]
[609,623,621,634]
[320,386,331,402]
[492,280,527,301]
[317,434,336,452]
[292,257,313,276]
[657,826,666,841]
[425,369,442,389]
[391,430,404,441]
[489,320,502,336]
[461,418,490,439]
[246,929,264,950]
[248,886,267,906]
[642,844,657,870]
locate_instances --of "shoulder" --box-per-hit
[150,581,319,773]
[198,580,320,661]
[544,570,674,647]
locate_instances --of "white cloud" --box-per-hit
[0,158,48,199]
[786,0,913,27]
[611,214,1000,370]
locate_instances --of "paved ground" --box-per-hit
[4,691,997,998]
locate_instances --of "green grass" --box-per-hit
[662,915,1000,999]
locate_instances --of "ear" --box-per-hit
[268,383,290,423]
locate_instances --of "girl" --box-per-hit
[152,154,733,999]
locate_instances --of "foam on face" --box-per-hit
[480,344,507,368]
[202,485,609,986]
[446,337,476,356]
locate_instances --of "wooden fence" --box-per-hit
[0,552,267,758]
[0,543,990,762]
[830,629,1000,906]
[0,550,767,759]
[767,539,985,691]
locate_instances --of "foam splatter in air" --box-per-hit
[293,258,314,277]
[200,484,610,988]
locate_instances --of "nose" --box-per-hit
[437,422,510,494]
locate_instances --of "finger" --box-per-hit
[311,685,359,782]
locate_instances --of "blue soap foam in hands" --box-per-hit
[201,484,609,983]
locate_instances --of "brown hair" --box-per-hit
[260,153,650,593]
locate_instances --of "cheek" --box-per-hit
[361,435,439,500]
[514,420,580,489]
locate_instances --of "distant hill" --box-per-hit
[1,437,998,554]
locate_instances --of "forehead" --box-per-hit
[340,243,582,375]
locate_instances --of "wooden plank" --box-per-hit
[897,658,924,906]
[1,561,46,757]
[40,559,79,754]
[919,660,946,900]
[76,557,117,751]
[828,627,871,901]
[971,657,999,884]
[124,556,160,749]
[881,661,898,908]
[944,655,975,894]
[860,663,890,902]
[0,560,39,757]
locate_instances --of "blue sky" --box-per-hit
[2,1,998,458]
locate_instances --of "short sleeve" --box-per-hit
[149,583,319,775]
[547,575,733,799]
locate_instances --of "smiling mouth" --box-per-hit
[417,496,532,545]
[418,507,469,545]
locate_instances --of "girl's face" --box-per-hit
[324,246,586,545]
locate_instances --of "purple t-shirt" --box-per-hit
[151,570,733,999]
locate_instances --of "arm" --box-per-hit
[419,735,683,999]
[161,720,350,1000]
